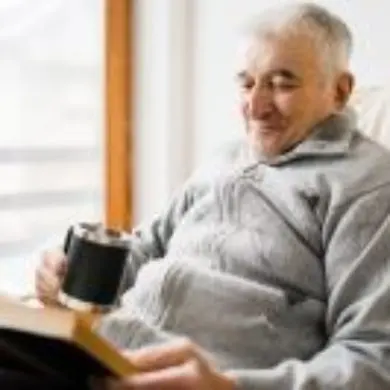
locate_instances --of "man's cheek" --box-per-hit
[240,103,249,119]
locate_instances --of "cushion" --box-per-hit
[349,85,390,149]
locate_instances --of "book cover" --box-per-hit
[0,296,137,386]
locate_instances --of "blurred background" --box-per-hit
[0,0,387,295]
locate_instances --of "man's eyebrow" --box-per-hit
[235,69,301,81]
[236,71,249,80]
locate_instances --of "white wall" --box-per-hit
[133,0,195,223]
[134,0,390,222]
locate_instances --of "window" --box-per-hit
[0,0,104,295]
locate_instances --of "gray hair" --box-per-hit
[243,2,353,78]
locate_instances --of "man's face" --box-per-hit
[237,33,340,157]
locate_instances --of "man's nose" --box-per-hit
[246,86,273,119]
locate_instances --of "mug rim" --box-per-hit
[72,222,131,249]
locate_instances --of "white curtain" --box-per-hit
[0,0,104,295]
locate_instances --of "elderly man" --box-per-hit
[34,3,390,390]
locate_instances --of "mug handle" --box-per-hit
[63,226,74,254]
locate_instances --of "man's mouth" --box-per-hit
[250,124,283,134]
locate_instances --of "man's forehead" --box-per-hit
[234,36,285,75]
[234,34,316,75]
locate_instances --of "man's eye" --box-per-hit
[270,80,298,90]
[239,80,254,90]
[277,84,296,90]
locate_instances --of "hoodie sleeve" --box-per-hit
[228,184,390,390]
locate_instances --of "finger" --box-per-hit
[35,271,62,302]
[107,360,201,390]
[36,266,62,291]
[35,283,58,303]
[43,250,67,275]
[123,339,202,372]
[35,278,59,298]
[35,281,62,306]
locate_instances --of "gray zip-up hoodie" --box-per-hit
[98,113,390,389]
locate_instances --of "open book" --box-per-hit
[0,295,137,386]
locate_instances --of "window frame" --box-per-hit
[105,0,133,230]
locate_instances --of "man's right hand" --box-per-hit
[35,249,68,304]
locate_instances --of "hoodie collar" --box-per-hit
[242,111,356,167]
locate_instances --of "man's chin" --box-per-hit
[249,135,284,158]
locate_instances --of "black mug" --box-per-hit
[59,222,130,312]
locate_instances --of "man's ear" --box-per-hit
[335,72,355,109]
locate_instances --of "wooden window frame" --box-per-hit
[105,0,133,230]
